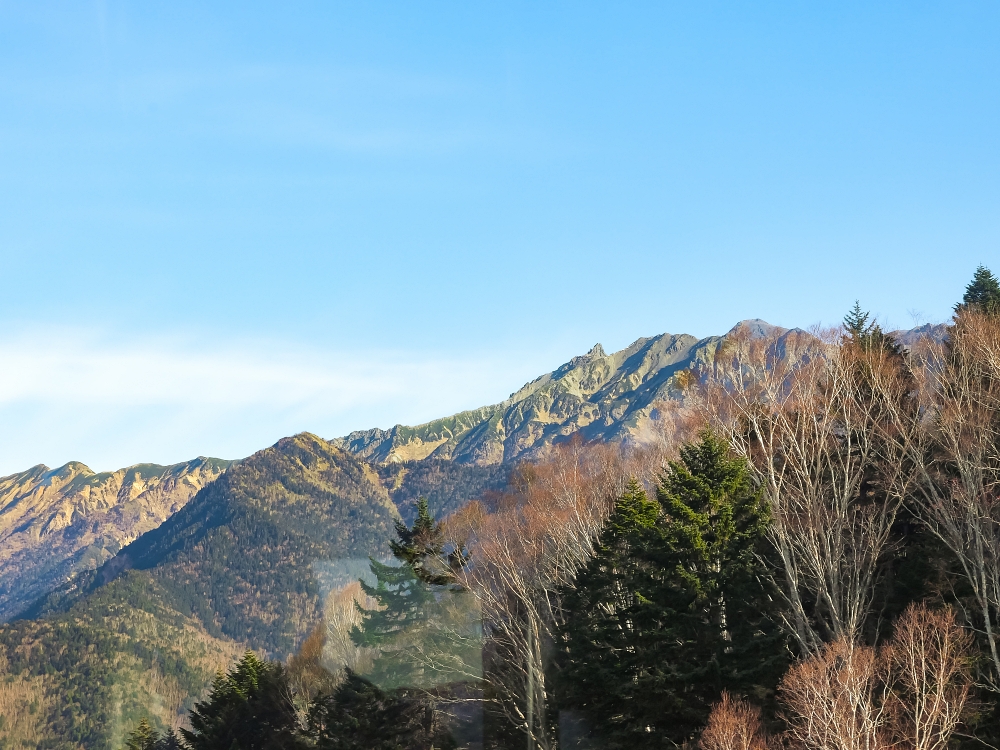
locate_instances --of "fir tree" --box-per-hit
[151,732,185,750]
[844,300,872,340]
[181,651,306,750]
[307,669,455,750]
[391,497,468,586]
[553,478,660,741]
[555,433,787,749]
[956,265,1000,314]
[843,301,900,354]
[352,504,480,691]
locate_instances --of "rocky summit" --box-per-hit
[333,319,805,466]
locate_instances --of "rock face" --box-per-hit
[0,457,230,621]
[334,319,943,467]
[333,320,785,466]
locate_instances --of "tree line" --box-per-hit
[124,266,1000,749]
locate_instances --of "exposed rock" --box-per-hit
[0,457,230,620]
[332,320,816,466]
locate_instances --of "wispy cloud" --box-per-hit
[0,328,554,475]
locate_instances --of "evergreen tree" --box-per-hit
[121,720,186,750]
[307,669,455,750]
[843,300,872,340]
[555,433,787,749]
[123,718,157,750]
[151,731,186,750]
[352,504,480,691]
[391,497,468,586]
[181,651,305,750]
[956,265,1000,314]
[843,301,900,354]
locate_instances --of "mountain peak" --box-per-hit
[586,343,606,358]
[727,319,786,339]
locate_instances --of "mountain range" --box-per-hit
[0,319,945,749]
[0,458,230,622]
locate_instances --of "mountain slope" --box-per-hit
[336,318,941,467]
[37,432,401,656]
[333,320,791,466]
[0,457,230,621]
[1,434,403,749]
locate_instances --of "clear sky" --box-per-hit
[0,2,997,474]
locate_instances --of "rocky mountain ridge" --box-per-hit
[333,319,947,468]
[0,457,230,621]
[333,320,782,466]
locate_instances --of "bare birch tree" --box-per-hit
[779,637,891,750]
[703,604,973,750]
[707,327,910,653]
[884,311,1000,683]
[447,438,632,750]
[700,692,770,750]
[885,604,972,750]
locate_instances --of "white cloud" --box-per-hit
[0,328,554,476]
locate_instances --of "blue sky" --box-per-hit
[0,2,998,473]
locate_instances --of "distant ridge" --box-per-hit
[0,457,230,621]
[333,319,944,467]
[333,320,789,466]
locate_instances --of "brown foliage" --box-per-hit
[700,692,771,750]
[779,638,889,750]
[890,310,1000,682]
[775,604,971,750]
[885,604,972,750]
[445,437,641,750]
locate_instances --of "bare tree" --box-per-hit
[707,327,910,653]
[775,604,972,750]
[885,604,972,750]
[780,637,890,750]
[700,692,770,750]
[886,311,1000,683]
[447,438,633,750]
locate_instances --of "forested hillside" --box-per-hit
[0,434,410,748]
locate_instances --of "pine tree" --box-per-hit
[555,433,787,749]
[181,651,306,750]
[956,265,1000,314]
[123,718,157,750]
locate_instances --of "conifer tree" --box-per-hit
[122,720,184,750]
[181,651,305,750]
[843,301,900,354]
[843,301,872,341]
[391,497,468,586]
[307,669,455,750]
[956,265,1000,314]
[555,433,786,749]
[352,502,480,690]
[123,718,157,750]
